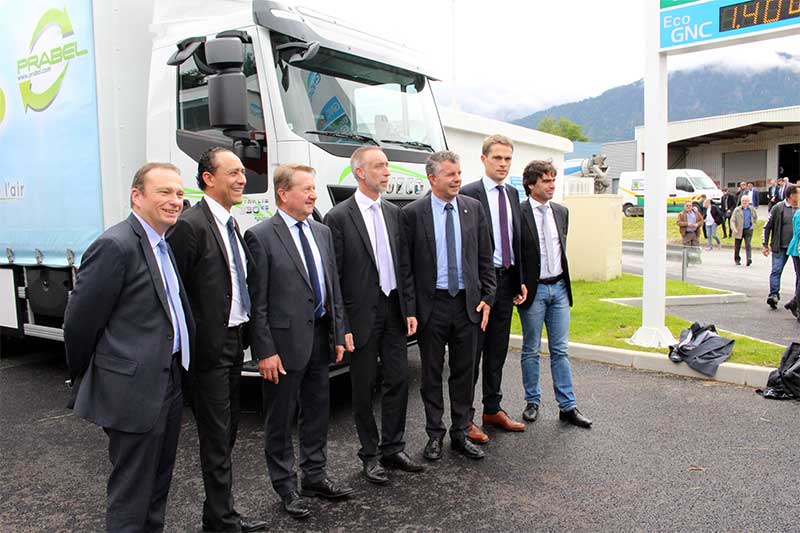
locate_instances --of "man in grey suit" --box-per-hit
[64,162,195,532]
[402,151,496,461]
[244,164,352,520]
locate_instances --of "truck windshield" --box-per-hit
[272,34,445,154]
[688,174,717,190]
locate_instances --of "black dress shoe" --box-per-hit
[380,451,425,472]
[451,438,485,460]
[363,458,389,484]
[240,517,268,532]
[300,477,354,500]
[785,300,799,318]
[282,491,311,519]
[522,403,539,422]
[423,437,443,461]
[559,408,592,428]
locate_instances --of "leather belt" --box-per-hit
[538,274,563,285]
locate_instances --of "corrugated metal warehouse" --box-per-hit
[631,106,800,192]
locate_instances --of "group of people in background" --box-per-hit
[62,134,592,532]
[679,176,800,319]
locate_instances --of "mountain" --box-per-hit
[511,66,800,143]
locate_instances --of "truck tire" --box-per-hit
[623,203,635,217]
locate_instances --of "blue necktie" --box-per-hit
[296,222,324,319]
[157,239,190,370]
[445,203,459,297]
[226,217,251,315]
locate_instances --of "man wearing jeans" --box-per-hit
[516,160,591,429]
[762,184,799,309]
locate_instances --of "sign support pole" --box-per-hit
[631,0,676,347]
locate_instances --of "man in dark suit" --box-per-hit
[517,160,592,429]
[736,181,748,206]
[460,135,527,445]
[767,178,779,211]
[245,164,352,519]
[720,187,736,238]
[167,148,266,532]
[64,163,195,532]
[402,151,496,461]
[323,147,424,484]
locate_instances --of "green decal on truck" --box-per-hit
[16,8,88,112]
[338,164,427,184]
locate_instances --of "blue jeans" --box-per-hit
[770,249,791,298]
[519,279,576,411]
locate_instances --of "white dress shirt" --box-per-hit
[528,197,564,279]
[205,195,249,326]
[482,176,515,268]
[277,208,327,313]
[353,189,397,291]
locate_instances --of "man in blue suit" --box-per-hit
[64,162,195,532]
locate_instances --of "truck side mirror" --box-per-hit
[205,38,248,131]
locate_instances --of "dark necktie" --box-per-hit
[226,217,250,315]
[497,185,512,269]
[445,203,459,296]
[296,221,324,319]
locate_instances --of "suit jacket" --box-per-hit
[517,200,574,310]
[401,192,496,329]
[677,208,704,236]
[64,214,196,434]
[460,179,523,289]
[720,193,736,214]
[167,198,253,371]
[323,195,416,349]
[731,205,758,239]
[244,212,346,371]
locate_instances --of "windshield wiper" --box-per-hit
[304,130,379,145]
[380,139,435,152]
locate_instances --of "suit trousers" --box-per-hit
[263,318,330,498]
[734,227,753,264]
[350,290,409,462]
[470,268,515,419]
[192,325,244,530]
[104,355,183,533]
[418,290,478,442]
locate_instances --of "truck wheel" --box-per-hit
[623,203,635,217]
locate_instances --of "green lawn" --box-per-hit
[622,216,765,244]
[510,273,782,367]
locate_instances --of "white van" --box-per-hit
[618,169,722,217]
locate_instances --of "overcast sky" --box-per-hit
[300,0,800,122]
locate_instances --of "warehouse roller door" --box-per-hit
[722,150,766,188]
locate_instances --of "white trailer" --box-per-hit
[0,0,449,351]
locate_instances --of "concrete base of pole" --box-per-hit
[629,325,677,348]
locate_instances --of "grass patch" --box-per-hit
[622,216,765,244]
[510,273,782,367]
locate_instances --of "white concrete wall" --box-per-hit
[440,108,573,201]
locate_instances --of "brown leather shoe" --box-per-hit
[482,411,526,432]
[466,422,490,444]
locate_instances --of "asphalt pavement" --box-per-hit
[2,338,799,532]
[622,228,800,346]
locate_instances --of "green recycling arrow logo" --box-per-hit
[17,8,85,112]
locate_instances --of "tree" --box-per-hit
[536,116,589,142]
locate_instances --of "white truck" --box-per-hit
[0,0,449,362]
[618,169,723,217]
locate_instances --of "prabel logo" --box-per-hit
[16,8,87,112]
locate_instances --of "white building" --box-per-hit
[440,108,574,201]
